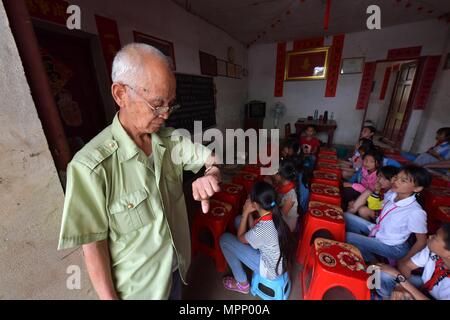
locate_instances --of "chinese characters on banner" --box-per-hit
[355,62,377,109]
[274,42,287,97]
[411,55,442,110]
[325,34,345,97]
[95,15,122,83]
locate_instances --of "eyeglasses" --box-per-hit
[124,84,181,116]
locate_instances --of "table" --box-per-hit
[295,118,337,147]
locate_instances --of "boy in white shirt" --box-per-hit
[376,223,450,300]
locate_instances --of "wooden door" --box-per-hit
[34,27,107,157]
[381,62,417,148]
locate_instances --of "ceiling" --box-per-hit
[171,0,450,45]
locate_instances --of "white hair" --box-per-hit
[111,43,170,85]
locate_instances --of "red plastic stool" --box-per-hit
[423,186,450,214]
[309,183,341,207]
[381,148,399,156]
[301,238,370,300]
[191,199,233,272]
[316,162,342,179]
[296,201,345,267]
[232,171,261,194]
[242,164,264,176]
[317,153,338,164]
[312,170,340,188]
[212,183,247,232]
[429,206,450,234]
[387,154,410,165]
[319,147,337,156]
[431,176,450,188]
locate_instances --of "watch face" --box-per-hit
[396,274,406,283]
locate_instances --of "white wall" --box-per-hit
[69,0,248,137]
[248,19,449,147]
[0,2,94,299]
[411,30,450,153]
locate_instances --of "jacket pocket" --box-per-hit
[109,188,153,234]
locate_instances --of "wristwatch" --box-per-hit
[395,274,406,284]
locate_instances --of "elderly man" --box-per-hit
[58,43,221,300]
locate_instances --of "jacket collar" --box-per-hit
[111,113,167,176]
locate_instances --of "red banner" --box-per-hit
[25,0,69,25]
[274,42,287,97]
[379,66,392,100]
[356,62,377,109]
[411,55,442,110]
[95,15,122,82]
[293,37,324,51]
[325,34,345,97]
[387,46,422,60]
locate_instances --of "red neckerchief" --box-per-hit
[254,213,273,225]
[422,257,450,292]
[277,182,295,195]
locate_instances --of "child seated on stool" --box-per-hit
[344,165,431,264]
[260,160,299,232]
[348,166,399,222]
[219,181,294,294]
[342,148,383,211]
[273,160,299,233]
[414,127,450,169]
[300,125,321,167]
[280,138,300,160]
[375,223,450,300]
[341,138,375,180]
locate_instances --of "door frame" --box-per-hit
[360,57,422,149]
[31,19,116,123]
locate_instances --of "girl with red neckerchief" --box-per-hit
[273,160,299,233]
[219,181,295,295]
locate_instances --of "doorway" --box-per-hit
[362,59,419,149]
[381,61,418,148]
[33,25,108,156]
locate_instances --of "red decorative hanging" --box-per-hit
[411,56,442,110]
[325,34,345,97]
[387,46,422,60]
[379,67,392,100]
[95,15,122,82]
[293,37,324,51]
[356,62,377,110]
[274,42,287,97]
[324,0,332,31]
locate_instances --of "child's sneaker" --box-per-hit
[222,276,250,294]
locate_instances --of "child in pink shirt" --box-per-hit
[342,149,383,210]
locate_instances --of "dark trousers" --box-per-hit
[169,270,182,300]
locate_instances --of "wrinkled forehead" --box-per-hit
[139,59,176,99]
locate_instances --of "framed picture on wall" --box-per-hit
[227,62,236,78]
[217,59,227,76]
[285,47,330,80]
[340,57,365,74]
[235,65,242,79]
[133,31,176,70]
[444,53,450,70]
[199,51,217,76]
